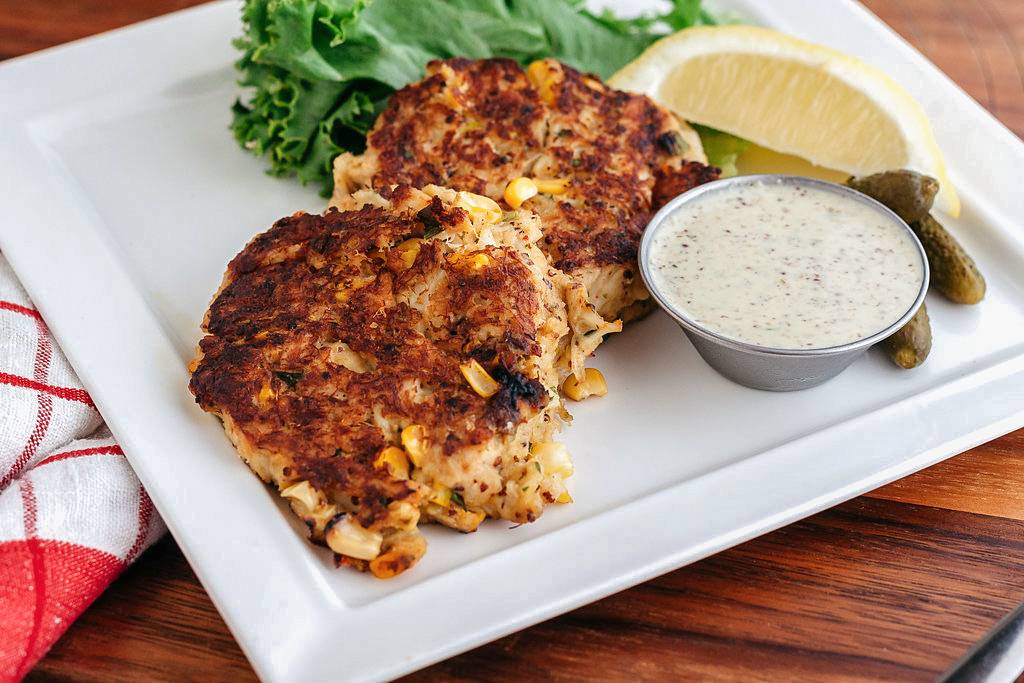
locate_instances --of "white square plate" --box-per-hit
[2,0,1024,679]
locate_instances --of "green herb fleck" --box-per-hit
[274,370,304,388]
[417,206,443,238]
[451,491,466,509]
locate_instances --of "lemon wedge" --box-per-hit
[610,26,959,217]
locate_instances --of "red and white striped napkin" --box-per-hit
[0,253,165,681]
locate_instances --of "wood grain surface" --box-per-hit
[5,0,1023,680]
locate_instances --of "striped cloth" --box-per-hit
[0,253,165,681]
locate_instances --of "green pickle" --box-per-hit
[846,170,939,224]
[911,214,986,304]
[883,302,932,369]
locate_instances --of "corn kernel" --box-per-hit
[369,529,427,578]
[450,250,492,271]
[466,253,490,270]
[456,191,502,224]
[561,368,608,402]
[460,359,500,398]
[394,238,422,270]
[279,480,320,514]
[526,60,549,86]
[388,500,421,531]
[325,515,382,560]
[462,509,487,528]
[533,177,570,194]
[526,60,559,105]
[337,275,374,290]
[258,384,276,406]
[334,275,374,303]
[430,485,452,507]
[556,490,573,504]
[504,177,538,209]
[401,425,427,467]
[444,86,464,110]
[531,442,574,478]
[374,446,410,480]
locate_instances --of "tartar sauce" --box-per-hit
[648,180,924,350]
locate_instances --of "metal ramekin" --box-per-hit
[639,175,930,392]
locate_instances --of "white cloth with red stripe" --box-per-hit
[0,254,165,681]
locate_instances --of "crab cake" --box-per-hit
[189,186,613,578]
[331,58,719,323]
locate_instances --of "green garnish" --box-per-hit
[693,124,752,178]
[231,0,716,196]
[274,370,304,388]
[450,491,466,509]
[417,205,443,238]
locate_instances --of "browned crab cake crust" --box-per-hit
[358,58,547,200]
[331,58,720,322]
[190,186,579,578]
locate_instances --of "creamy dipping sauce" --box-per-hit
[648,180,925,350]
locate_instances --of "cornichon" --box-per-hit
[846,170,939,224]
[843,169,937,223]
[883,302,932,369]
[911,214,986,304]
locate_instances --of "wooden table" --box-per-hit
[6,1,1023,680]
